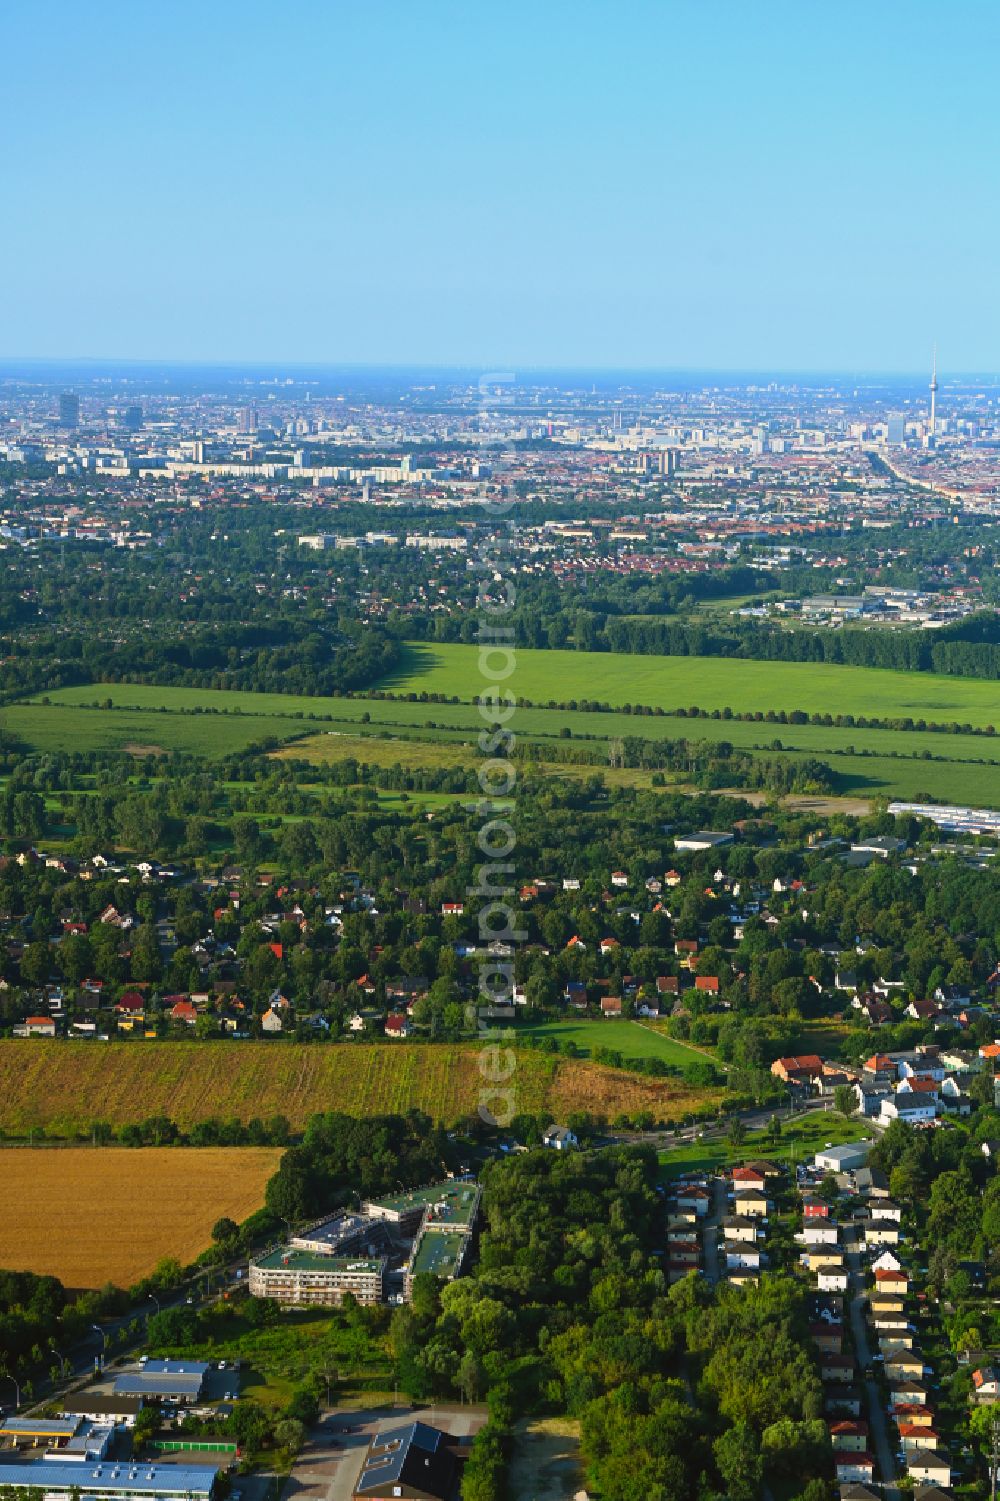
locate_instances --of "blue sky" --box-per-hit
[2,1,997,371]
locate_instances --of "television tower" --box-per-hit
[929,346,938,437]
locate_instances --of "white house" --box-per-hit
[880,1096,937,1125]
[794,1223,839,1247]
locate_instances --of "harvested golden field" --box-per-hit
[0,1041,718,1134]
[0,1147,281,1290]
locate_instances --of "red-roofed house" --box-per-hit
[24,1016,56,1037]
[834,1454,875,1485]
[770,1054,823,1085]
[115,992,145,1029]
[829,1419,869,1452]
[972,1366,1000,1400]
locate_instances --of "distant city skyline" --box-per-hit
[2,0,998,370]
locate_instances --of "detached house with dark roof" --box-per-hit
[353,1421,458,1500]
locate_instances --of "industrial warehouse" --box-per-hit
[0,1411,218,1501]
[249,1180,481,1307]
[0,1457,218,1501]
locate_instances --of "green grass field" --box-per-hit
[518,1019,717,1070]
[11,642,1000,804]
[276,728,1000,805]
[28,651,1000,734]
[3,702,313,756]
[10,695,1000,805]
[657,1109,873,1178]
[380,642,1000,727]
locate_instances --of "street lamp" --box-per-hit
[148,1293,161,1316]
[6,1376,20,1411]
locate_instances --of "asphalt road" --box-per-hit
[847,1233,900,1501]
[8,1260,248,1413]
[701,1177,727,1286]
[610,1096,838,1152]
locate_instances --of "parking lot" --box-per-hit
[282,1404,486,1501]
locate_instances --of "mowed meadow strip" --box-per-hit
[0,1147,281,1290]
[0,1041,722,1135]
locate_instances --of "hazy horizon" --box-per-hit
[0,356,990,387]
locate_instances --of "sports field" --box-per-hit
[0,1146,280,1289]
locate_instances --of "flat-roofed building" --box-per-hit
[402,1183,482,1300]
[0,1415,81,1446]
[365,1180,480,1236]
[0,1460,217,1501]
[113,1360,208,1403]
[248,1250,386,1306]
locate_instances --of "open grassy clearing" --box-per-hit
[0,1040,720,1136]
[272,713,1000,774]
[657,1110,874,1179]
[29,669,1000,749]
[273,733,689,794]
[279,731,478,771]
[10,697,994,804]
[509,1417,583,1501]
[517,1018,717,1070]
[0,1146,280,1289]
[772,746,1000,805]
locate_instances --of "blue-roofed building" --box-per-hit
[353,1421,457,1499]
[0,1458,217,1501]
[114,1358,209,1403]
